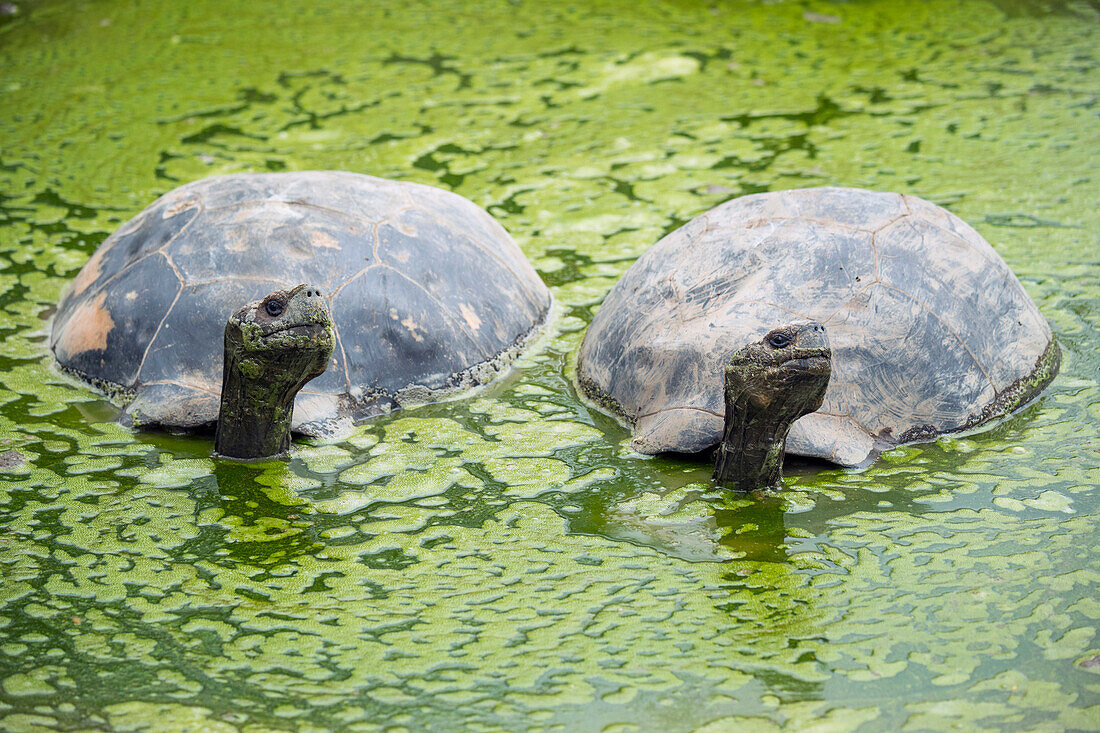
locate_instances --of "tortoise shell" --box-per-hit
[577,187,1059,466]
[52,171,551,433]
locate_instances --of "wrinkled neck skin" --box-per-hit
[215,285,333,460]
[713,370,806,492]
[713,324,830,492]
[214,330,314,459]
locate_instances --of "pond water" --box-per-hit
[1,0,1098,730]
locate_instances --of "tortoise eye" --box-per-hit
[265,300,285,317]
[767,332,792,349]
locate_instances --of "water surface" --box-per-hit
[1,0,1098,730]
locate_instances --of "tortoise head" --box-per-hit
[215,284,335,459]
[225,284,335,375]
[725,322,831,418]
[713,322,831,491]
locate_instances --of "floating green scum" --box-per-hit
[0,0,1098,730]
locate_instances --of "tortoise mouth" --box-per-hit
[778,348,831,373]
[261,322,332,341]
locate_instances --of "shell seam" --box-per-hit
[134,255,185,384]
[638,405,724,420]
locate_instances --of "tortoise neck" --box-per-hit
[215,337,301,460]
[712,386,791,492]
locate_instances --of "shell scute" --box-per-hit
[901,194,1001,264]
[57,196,198,315]
[711,187,905,233]
[376,210,544,353]
[124,382,218,429]
[168,205,369,292]
[111,194,200,266]
[183,174,287,210]
[780,187,906,231]
[55,253,181,387]
[52,292,114,366]
[407,183,549,297]
[336,266,479,394]
[715,219,874,318]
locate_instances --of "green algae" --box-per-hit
[1,0,1099,730]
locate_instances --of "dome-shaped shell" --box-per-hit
[577,187,1059,466]
[52,172,551,432]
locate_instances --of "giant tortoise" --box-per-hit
[52,171,551,457]
[577,187,1059,490]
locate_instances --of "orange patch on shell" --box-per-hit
[55,292,115,359]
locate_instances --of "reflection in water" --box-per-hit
[211,460,324,567]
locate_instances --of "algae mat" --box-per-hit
[1,0,1099,730]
